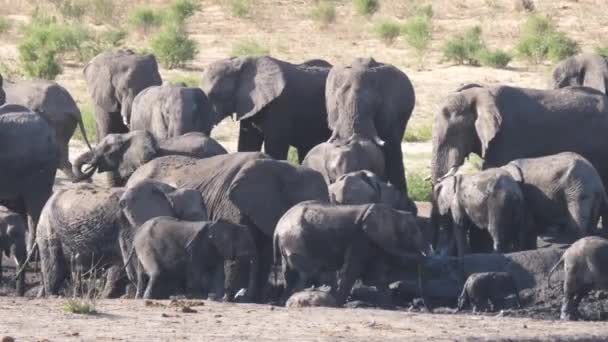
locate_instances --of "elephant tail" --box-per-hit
[77,114,93,150]
[547,255,565,289]
[600,191,608,233]
[457,282,468,312]
[14,241,38,281]
[121,243,137,279]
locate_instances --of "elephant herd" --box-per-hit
[1,49,608,321]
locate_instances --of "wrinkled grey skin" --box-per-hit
[0,206,27,296]
[73,130,227,185]
[431,84,608,253]
[126,216,256,299]
[36,181,206,297]
[326,58,415,193]
[274,201,428,305]
[302,136,385,184]
[457,272,521,312]
[502,152,608,239]
[434,168,528,256]
[3,79,92,180]
[0,74,5,106]
[329,170,417,215]
[127,152,329,302]
[0,105,59,253]
[548,236,608,320]
[129,84,218,140]
[201,56,332,162]
[550,53,608,94]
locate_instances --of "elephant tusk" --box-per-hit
[373,136,386,147]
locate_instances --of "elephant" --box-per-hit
[433,167,528,256]
[285,287,337,308]
[548,236,608,320]
[550,53,608,94]
[35,181,208,297]
[326,57,415,193]
[73,130,227,185]
[126,152,329,302]
[430,84,608,252]
[0,104,59,252]
[302,136,385,184]
[273,200,429,304]
[0,206,27,296]
[328,170,417,215]
[124,216,257,299]
[200,56,332,162]
[129,84,218,140]
[0,74,4,105]
[457,272,521,312]
[501,152,608,239]
[3,79,92,180]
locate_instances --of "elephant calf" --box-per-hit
[274,200,428,305]
[0,206,27,296]
[285,287,337,308]
[548,236,608,320]
[458,272,521,312]
[126,216,257,300]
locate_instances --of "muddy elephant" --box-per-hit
[129,84,218,140]
[274,201,429,304]
[302,136,385,184]
[430,84,608,252]
[550,53,608,94]
[329,170,417,215]
[201,56,332,162]
[126,152,329,302]
[0,104,59,252]
[326,58,415,193]
[0,206,27,296]
[125,216,256,299]
[457,272,521,312]
[3,79,92,180]
[73,130,226,185]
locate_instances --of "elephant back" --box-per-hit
[4,80,80,124]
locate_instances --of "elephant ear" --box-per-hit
[502,163,524,183]
[360,204,409,256]
[583,66,608,94]
[167,188,208,221]
[228,159,289,236]
[434,177,456,216]
[84,61,119,113]
[235,57,286,121]
[474,90,502,158]
[120,180,176,227]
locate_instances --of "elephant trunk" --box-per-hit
[245,254,258,302]
[11,238,27,296]
[72,150,99,182]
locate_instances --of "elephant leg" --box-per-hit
[251,231,273,303]
[281,263,299,303]
[94,106,128,143]
[237,120,264,152]
[453,223,470,258]
[39,238,67,296]
[335,245,366,305]
[0,253,3,284]
[24,192,49,254]
[186,263,204,299]
[58,141,77,180]
[101,265,126,298]
[135,261,147,299]
[382,140,407,193]
[143,272,166,299]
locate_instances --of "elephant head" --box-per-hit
[73,130,159,184]
[229,159,329,237]
[119,179,208,228]
[0,73,5,106]
[432,170,464,223]
[201,56,286,122]
[550,53,608,94]
[0,208,27,296]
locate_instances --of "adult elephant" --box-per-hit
[126,152,329,301]
[326,57,415,193]
[550,53,608,94]
[200,56,332,162]
[129,84,218,140]
[430,84,608,251]
[84,49,162,141]
[0,74,5,105]
[3,79,92,180]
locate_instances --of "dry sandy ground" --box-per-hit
[1,298,608,341]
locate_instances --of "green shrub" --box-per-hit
[167,73,199,87]
[225,0,252,18]
[407,172,432,201]
[287,146,299,164]
[128,6,163,34]
[150,24,198,69]
[100,29,127,47]
[477,48,512,68]
[89,0,117,25]
[230,39,270,57]
[353,0,379,16]
[311,1,336,27]
[63,299,96,315]
[442,26,483,65]
[0,17,11,35]
[515,14,579,64]
[597,47,608,57]
[73,104,96,142]
[375,19,400,45]
[415,4,433,18]
[402,15,432,53]
[403,124,432,142]
[166,0,200,23]
[50,0,87,20]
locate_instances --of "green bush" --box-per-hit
[150,24,198,69]
[166,0,201,23]
[353,0,379,16]
[515,14,579,64]
[50,0,87,20]
[73,104,97,142]
[167,73,200,87]
[287,146,299,164]
[403,124,432,142]
[128,6,163,34]
[63,299,96,315]
[311,1,336,27]
[100,29,127,47]
[402,15,432,53]
[89,0,117,25]
[477,48,512,68]
[225,0,252,18]
[442,26,483,65]
[76,29,126,63]
[230,39,270,57]
[407,172,432,201]
[375,19,400,45]
[597,47,608,57]
[0,17,11,35]
[415,4,433,19]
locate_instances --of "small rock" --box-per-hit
[269,306,275,311]
[214,314,222,318]
[181,306,197,313]
[1,336,15,342]
[71,332,80,336]
[161,313,170,318]
[523,324,528,329]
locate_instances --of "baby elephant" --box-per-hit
[434,167,528,256]
[285,286,337,308]
[0,206,27,296]
[458,272,521,312]
[126,217,257,300]
[548,236,608,320]
[274,201,429,305]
